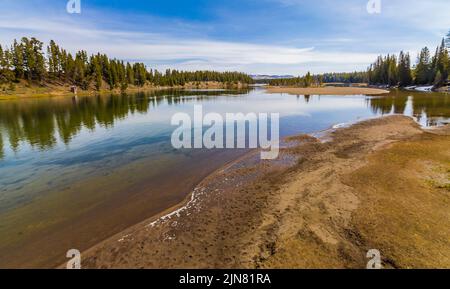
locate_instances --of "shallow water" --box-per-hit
[0,88,448,267]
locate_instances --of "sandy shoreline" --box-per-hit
[61,149,263,268]
[266,86,390,95]
[75,115,450,269]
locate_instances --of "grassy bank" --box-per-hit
[0,80,249,100]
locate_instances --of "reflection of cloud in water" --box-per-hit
[0,89,448,161]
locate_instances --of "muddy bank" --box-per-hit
[79,115,450,269]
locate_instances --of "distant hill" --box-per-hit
[250,74,295,80]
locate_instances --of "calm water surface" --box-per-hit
[0,88,448,267]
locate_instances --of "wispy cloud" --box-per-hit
[0,14,377,74]
[0,0,448,74]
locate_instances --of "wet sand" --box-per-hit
[266,86,390,95]
[78,115,450,268]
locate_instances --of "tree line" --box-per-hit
[0,37,254,91]
[268,71,368,87]
[268,72,319,87]
[269,33,450,88]
[319,72,367,84]
[367,38,449,87]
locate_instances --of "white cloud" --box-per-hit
[0,14,378,75]
[3,0,447,75]
[383,0,450,33]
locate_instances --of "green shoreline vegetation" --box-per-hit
[0,37,254,99]
[268,33,450,90]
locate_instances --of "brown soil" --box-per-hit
[76,115,449,269]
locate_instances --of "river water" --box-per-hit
[0,88,448,267]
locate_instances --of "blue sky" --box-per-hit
[0,0,449,75]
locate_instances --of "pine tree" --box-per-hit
[387,55,398,86]
[65,53,75,83]
[415,47,432,85]
[20,37,46,82]
[74,52,86,89]
[434,39,449,86]
[126,63,134,85]
[447,31,450,81]
[47,40,61,79]
[95,68,102,91]
[133,63,146,86]
[398,51,412,87]
[34,39,46,82]
[0,46,14,84]
[304,72,313,87]
[21,38,34,81]
[12,40,24,80]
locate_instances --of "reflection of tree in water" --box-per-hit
[369,90,450,122]
[295,95,310,103]
[410,94,450,119]
[368,94,409,115]
[0,89,249,158]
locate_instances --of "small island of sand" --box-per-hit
[266,86,390,95]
